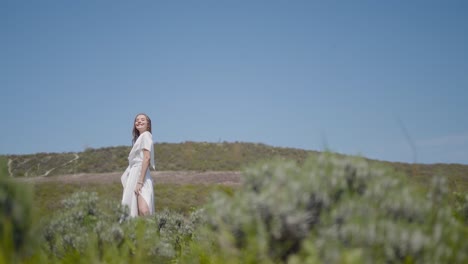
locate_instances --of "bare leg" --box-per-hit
[138,195,150,216]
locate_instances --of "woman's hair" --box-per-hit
[132,113,152,145]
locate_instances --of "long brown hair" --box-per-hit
[132,113,152,145]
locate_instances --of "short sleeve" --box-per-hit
[140,132,153,151]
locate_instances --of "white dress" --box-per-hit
[121,131,155,217]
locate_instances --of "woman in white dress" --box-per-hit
[121,113,155,217]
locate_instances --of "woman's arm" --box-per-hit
[135,149,151,194]
[139,149,151,182]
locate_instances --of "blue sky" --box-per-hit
[1,0,467,164]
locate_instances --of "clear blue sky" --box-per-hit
[1,0,467,164]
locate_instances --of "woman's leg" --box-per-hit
[137,195,150,216]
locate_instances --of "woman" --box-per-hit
[121,113,155,217]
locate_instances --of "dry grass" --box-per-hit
[27,171,238,218]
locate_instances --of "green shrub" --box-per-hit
[41,192,203,263]
[184,154,468,263]
[0,165,37,263]
[453,191,468,224]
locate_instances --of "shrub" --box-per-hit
[0,166,36,263]
[41,192,202,263]
[185,154,468,263]
[453,191,468,224]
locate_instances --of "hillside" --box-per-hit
[2,141,468,191]
[4,142,314,177]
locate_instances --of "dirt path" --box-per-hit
[41,153,80,177]
[17,171,242,186]
[7,158,12,177]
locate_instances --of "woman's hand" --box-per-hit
[134,182,143,195]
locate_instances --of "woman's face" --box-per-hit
[135,115,149,133]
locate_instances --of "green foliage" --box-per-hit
[185,154,468,263]
[77,146,130,173]
[42,192,102,257]
[33,182,123,218]
[7,142,468,196]
[8,142,314,177]
[9,152,79,177]
[156,184,233,213]
[40,192,202,263]
[156,141,312,171]
[383,161,468,192]
[0,155,8,178]
[453,191,468,224]
[0,165,36,263]
[3,154,468,263]
[33,182,233,218]
[9,146,130,177]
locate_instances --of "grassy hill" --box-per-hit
[3,142,315,177]
[2,141,468,191]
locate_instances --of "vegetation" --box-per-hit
[33,182,232,218]
[6,142,316,176]
[375,160,468,192]
[0,159,37,263]
[156,142,312,171]
[0,155,8,178]
[6,142,468,194]
[2,153,468,263]
[188,154,468,263]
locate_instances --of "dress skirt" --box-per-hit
[121,163,154,217]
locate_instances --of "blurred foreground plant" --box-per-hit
[0,166,37,263]
[453,191,468,224]
[183,154,468,263]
